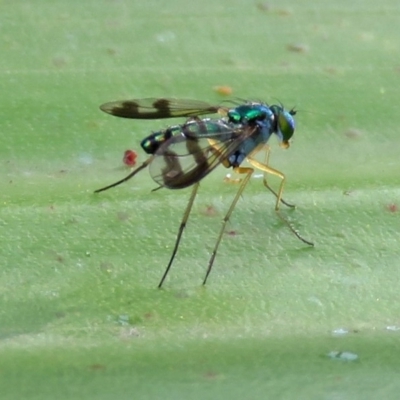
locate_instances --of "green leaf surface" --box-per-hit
[1,0,400,399]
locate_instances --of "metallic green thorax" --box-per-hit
[227,104,273,124]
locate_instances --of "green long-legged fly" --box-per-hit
[96,97,313,287]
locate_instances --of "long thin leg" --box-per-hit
[247,156,314,246]
[158,182,200,288]
[94,157,154,193]
[258,145,295,208]
[203,167,253,285]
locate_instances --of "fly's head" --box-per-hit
[270,105,296,149]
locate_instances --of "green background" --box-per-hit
[1,1,400,398]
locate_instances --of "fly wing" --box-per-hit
[149,123,256,189]
[100,98,220,119]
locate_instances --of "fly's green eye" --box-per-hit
[270,105,296,145]
[277,110,295,143]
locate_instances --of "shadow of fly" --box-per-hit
[95,97,314,287]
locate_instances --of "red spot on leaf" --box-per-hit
[123,150,137,167]
[386,203,398,213]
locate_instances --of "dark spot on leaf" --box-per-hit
[203,370,220,380]
[202,205,218,217]
[344,128,363,139]
[287,43,309,53]
[386,203,398,213]
[89,364,106,371]
[116,211,130,221]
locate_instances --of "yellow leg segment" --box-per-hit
[222,146,294,207]
[247,146,313,246]
[257,146,296,208]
